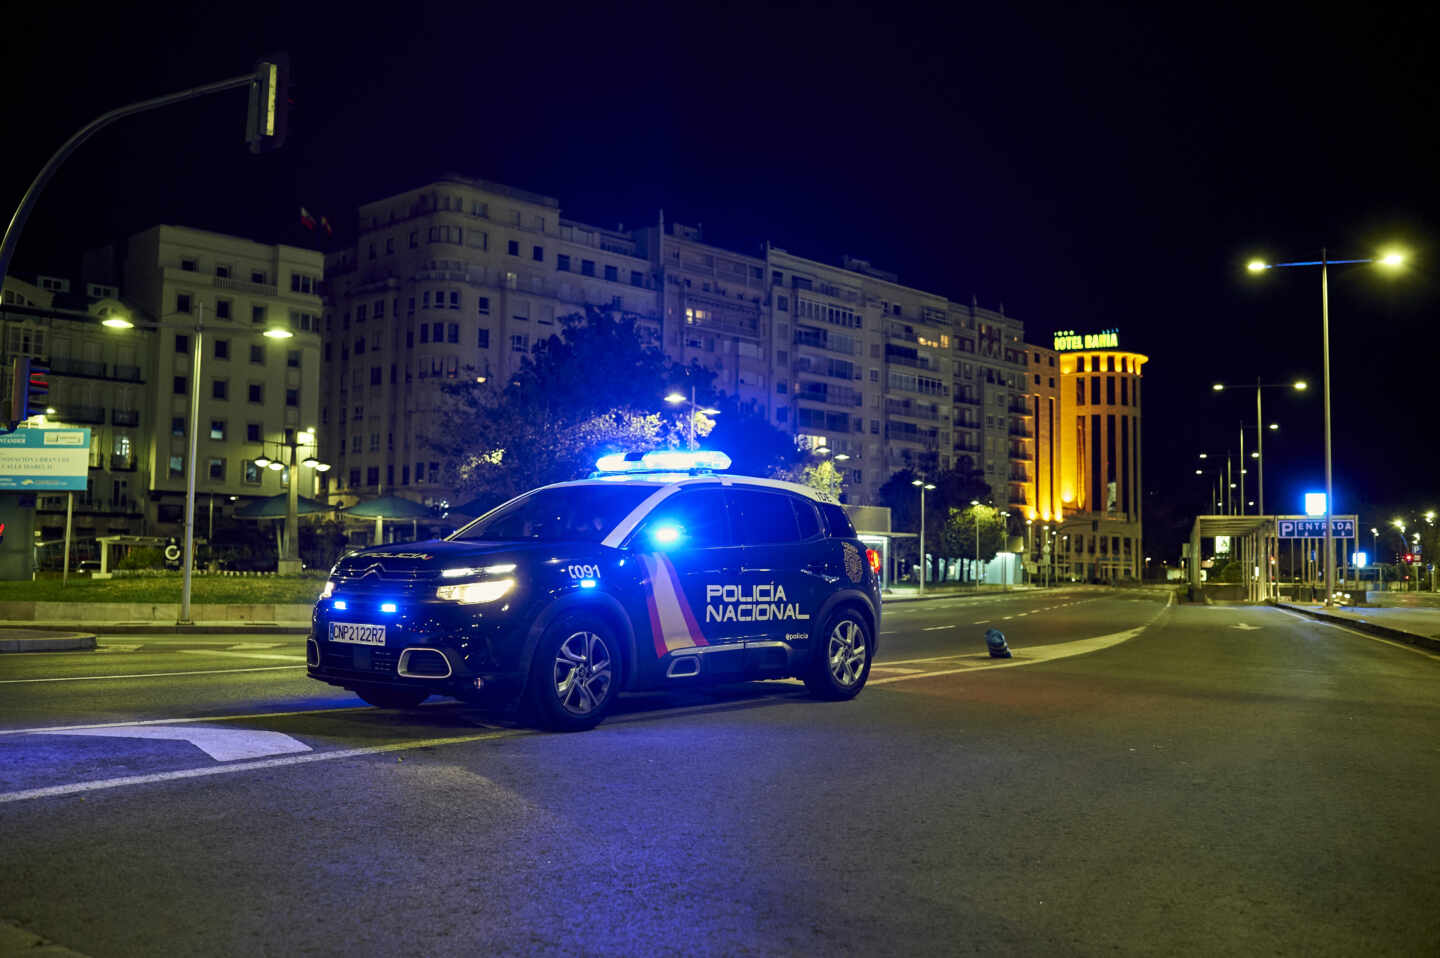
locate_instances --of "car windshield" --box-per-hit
[449,484,657,542]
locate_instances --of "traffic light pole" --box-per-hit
[0,71,257,289]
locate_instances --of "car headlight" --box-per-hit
[435,577,515,604]
[320,580,335,599]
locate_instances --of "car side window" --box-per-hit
[792,497,821,539]
[631,489,733,550]
[819,502,856,539]
[729,489,801,545]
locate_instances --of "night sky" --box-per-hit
[4,2,1434,557]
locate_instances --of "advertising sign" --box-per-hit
[0,428,91,491]
[1276,515,1357,539]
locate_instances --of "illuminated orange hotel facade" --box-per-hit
[1021,331,1148,582]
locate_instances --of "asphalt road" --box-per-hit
[1,587,1437,956]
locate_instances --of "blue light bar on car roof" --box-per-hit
[593,450,732,474]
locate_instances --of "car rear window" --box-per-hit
[818,502,857,539]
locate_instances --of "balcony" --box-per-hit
[65,405,106,425]
[953,392,981,406]
[113,364,143,382]
[1009,401,1034,415]
[1009,425,1034,438]
[885,351,943,372]
[109,454,137,472]
[1008,471,1031,482]
[1009,448,1033,462]
[50,357,106,378]
[112,409,140,427]
[885,400,940,421]
[214,275,278,297]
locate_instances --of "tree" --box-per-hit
[942,503,1007,581]
[706,395,803,479]
[796,459,845,501]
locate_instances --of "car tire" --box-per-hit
[355,686,430,709]
[526,614,622,732]
[803,607,872,701]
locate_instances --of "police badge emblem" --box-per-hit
[842,541,863,582]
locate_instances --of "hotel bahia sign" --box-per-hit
[1053,328,1120,351]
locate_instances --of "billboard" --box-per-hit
[0,428,91,491]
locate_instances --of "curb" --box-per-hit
[1275,603,1440,654]
[0,630,99,652]
[0,622,308,637]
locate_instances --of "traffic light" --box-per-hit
[245,52,290,154]
[8,356,48,426]
[1403,553,1415,564]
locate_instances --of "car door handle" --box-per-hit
[805,563,839,583]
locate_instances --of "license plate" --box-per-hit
[330,622,386,646]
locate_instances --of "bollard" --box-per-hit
[985,628,1012,658]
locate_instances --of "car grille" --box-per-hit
[321,644,398,676]
[331,558,444,592]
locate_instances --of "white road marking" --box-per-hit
[38,725,312,762]
[1001,615,1014,620]
[973,620,991,625]
[0,705,379,737]
[0,728,522,804]
[0,665,303,685]
[95,644,142,654]
[226,642,282,651]
[178,649,306,662]
[1229,623,1261,631]
[870,666,927,674]
[922,625,955,631]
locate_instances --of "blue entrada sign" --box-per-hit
[1276,516,1357,539]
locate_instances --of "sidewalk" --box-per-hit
[1274,601,1440,653]
[883,584,1045,603]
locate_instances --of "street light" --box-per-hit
[912,478,936,592]
[106,303,296,622]
[665,387,720,452]
[252,430,330,572]
[1248,248,1407,606]
[1211,379,1306,517]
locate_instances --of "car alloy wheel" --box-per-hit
[552,629,614,716]
[827,618,867,688]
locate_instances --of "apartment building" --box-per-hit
[93,225,325,537]
[319,175,1144,575]
[1,275,150,562]
[321,175,661,508]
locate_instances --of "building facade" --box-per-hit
[319,174,1144,575]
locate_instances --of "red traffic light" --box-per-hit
[1403,553,1415,564]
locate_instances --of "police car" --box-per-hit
[308,450,882,731]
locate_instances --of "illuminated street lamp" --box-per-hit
[1211,379,1306,517]
[107,304,296,623]
[665,387,719,452]
[1247,248,1406,606]
[252,429,330,573]
[912,478,937,593]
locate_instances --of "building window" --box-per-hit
[507,240,519,256]
[175,334,189,354]
[447,323,459,343]
[212,380,228,400]
[532,245,543,262]
[244,460,261,483]
[171,416,186,437]
[630,270,644,287]
[214,338,231,360]
[209,419,226,440]
[420,325,429,344]
[370,366,382,386]
[512,334,528,353]
[581,259,595,277]
[249,384,264,403]
[208,457,226,481]
[556,254,570,272]
[287,349,300,368]
[604,265,618,282]
[246,423,261,442]
[168,455,184,478]
[449,291,460,310]
[286,388,298,407]
[478,328,490,349]
[432,321,443,341]
[181,258,197,272]
[367,467,380,486]
[251,305,265,325]
[176,293,192,313]
[477,296,490,315]
[173,376,187,395]
[251,270,266,284]
[215,299,232,320]
[215,264,231,278]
